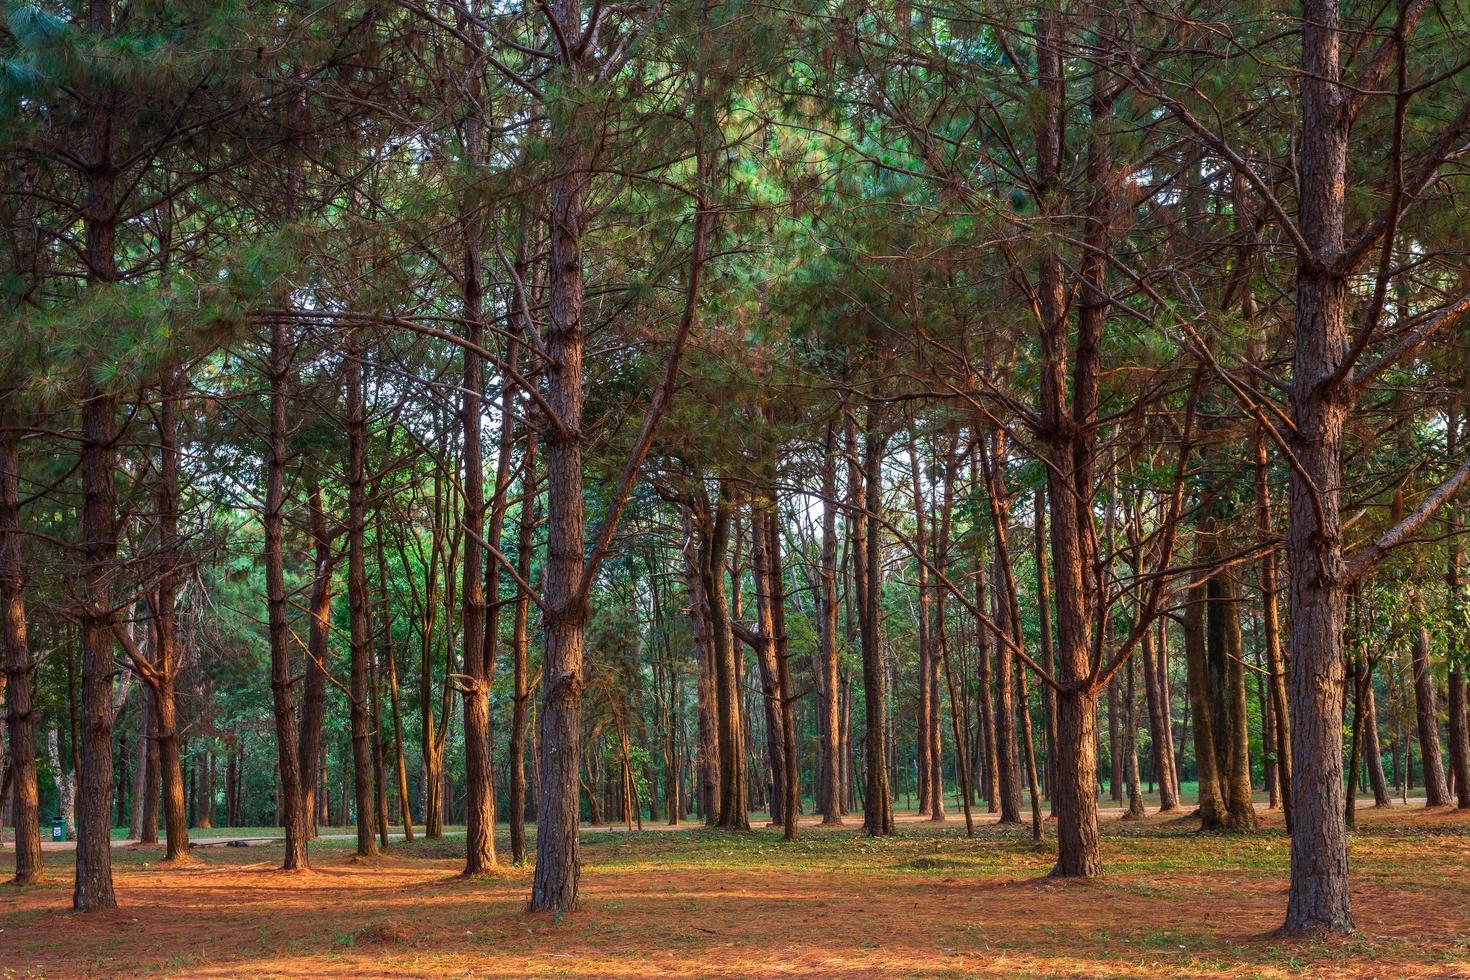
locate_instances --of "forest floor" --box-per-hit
[4,804,1470,978]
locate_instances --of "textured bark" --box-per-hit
[509,434,538,862]
[982,432,1022,825]
[530,21,592,904]
[1363,679,1391,807]
[683,514,719,825]
[375,520,413,844]
[750,498,792,833]
[73,0,120,907]
[1035,7,1104,876]
[1284,0,1352,931]
[148,367,192,864]
[1411,627,1449,806]
[705,486,747,830]
[908,436,933,816]
[855,410,893,835]
[265,318,310,872]
[1447,672,1470,809]
[1034,491,1058,816]
[1184,568,1225,828]
[75,382,119,910]
[345,337,379,859]
[1206,531,1256,831]
[459,205,494,874]
[1123,655,1145,819]
[1255,427,1293,829]
[1140,623,1178,812]
[297,483,335,838]
[763,501,799,841]
[1,430,41,884]
[816,422,843,825]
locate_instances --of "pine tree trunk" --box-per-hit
[816,422,843,825]
[298,483,335,839]
[856,409,893,835]
[1411,627,1449,806]
[1284,1,1353,931]
[530,36,592,904]
[0,430,41,884]
[266,318,310,872]
[509,434,537,861]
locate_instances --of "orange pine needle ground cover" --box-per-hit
[4,805,1470,978]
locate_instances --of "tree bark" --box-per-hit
[855,409,893,835]
[265,318,310,872]
[816,421,843,825]
[1,428,40,884]
[297,482,335,839]
[530,17,593,903]
[1411,626,1449,806]
[1284,0,1353,931]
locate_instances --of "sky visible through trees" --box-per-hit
[3,0,1470,967]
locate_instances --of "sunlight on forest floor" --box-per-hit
[5,805,1470,977]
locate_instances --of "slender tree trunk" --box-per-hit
[855,409,893,835]
[265,318,309,872]
[509,434,538,863]
[764,503,799,840]
[1255,427,1293,829]
[1140,621,1178,812]
[1185,565,1225,828]
[908,435,933,816]
[817,421,843,825]
[1,429,40,883]
[1411,626,1449,806]
[1034,490,1058,816]
[459,204,495,874]
[298,483,335,839]
[704,486,748,830]
[1123,654,1145,819]
[344,335,379,859]
[1207,532,1256,831]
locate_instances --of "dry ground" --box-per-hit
[4,805,1470,978]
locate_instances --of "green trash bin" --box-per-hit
[51,817,65,842]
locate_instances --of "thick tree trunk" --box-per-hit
[1284,1,1353,931]
[530,30,592,905]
